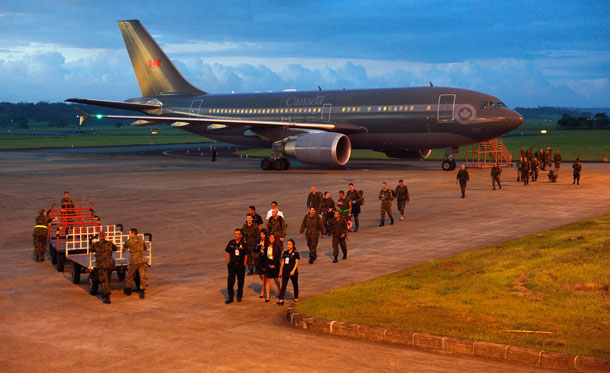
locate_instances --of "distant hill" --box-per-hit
[514,106,610,121]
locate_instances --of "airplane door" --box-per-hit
[322,104,332,122]
[437,94,456,122]
[189,100,203,117]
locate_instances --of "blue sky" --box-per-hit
[0,1,609,107]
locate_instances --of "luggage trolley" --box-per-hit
[65,225,152,295]
[47,202,101,272]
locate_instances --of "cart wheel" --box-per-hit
[117,268,126,281]
[135,271,141,290]
[71,262,81,284]
[88,271,99,295]
[56,253,65,272]
[50,245,57,264]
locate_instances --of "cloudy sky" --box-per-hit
[1,1,608,107]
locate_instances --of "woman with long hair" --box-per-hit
[277,239,300,305]
[256,229,269,298]
[262,233,281,302]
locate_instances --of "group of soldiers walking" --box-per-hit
[225,180,412,305]
[32,191,149,304]
[456,147,584,198]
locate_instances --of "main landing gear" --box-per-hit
[261,157,291,171]
[442,147,458,171]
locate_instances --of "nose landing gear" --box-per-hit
[442,147,458,171]
[442,159,456,171]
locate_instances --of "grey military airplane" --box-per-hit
[67,20,523,171]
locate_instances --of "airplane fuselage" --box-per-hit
[141,86,522,151]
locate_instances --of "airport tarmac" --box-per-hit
[1,146,609,372]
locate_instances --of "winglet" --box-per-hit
[74,107,92,127]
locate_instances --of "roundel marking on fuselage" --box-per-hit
[455,104,476,125]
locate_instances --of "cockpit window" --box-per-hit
[480,101,507,109]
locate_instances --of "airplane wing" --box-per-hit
[72,108,367,134]
[66,98,162,111]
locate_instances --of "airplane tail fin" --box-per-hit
[118,20,206,97]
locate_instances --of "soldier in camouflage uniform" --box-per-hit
[92,231,118,304]
[60,191,74,210]
[491,162,502,190]
[554,150,562,170]
[545,147,553,170]
[321,192,335,236]
[306,185,323,214]
[123,228,149,299]
[456,164,470,198]
[532,156,541,182]
[336,190,351,223]
[521,157,530,186]
[300,207,324,264]
[242,215,260,275]
[266,208,287,249]
[346,183,361,231]
[395,180,410,220]
[378,182,394,226]
[572,158,582,185]
[329,211,348,263]
[32,209,53,262]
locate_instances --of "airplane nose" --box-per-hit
[508,109,523,131]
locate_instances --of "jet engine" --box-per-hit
[383,149,432,160]
[283,132,351,166]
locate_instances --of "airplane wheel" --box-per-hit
[272,158,285,171]
[450,160,457,170]
[442,160,452,171]
[261,158,272,170]
[117,268,126,281]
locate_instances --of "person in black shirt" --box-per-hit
[225,229,248,304]
[277,239,300,305]
[262,233,282,302]
[248,206,263,225]
[255,229,269,298]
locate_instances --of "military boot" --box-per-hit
[379,220,385,227]
[102,294,111,304]
[123,288,132,296]
[39,255,45,262]
[35,255,40,263]
[139,289,146,299]
[390,218,394,225]
[333,256,338,263]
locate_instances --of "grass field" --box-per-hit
[0,127,208,149]
[296,214,610,359]
[236,130,610,162]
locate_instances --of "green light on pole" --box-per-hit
[96,114,103,119]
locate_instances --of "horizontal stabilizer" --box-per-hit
[66,98,162,111]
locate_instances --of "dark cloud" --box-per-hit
[0,1,608,105]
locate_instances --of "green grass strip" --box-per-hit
[297,214,610,359]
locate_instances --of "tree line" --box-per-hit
[0,102,130,129]
[557,113,610,130]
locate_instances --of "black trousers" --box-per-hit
[279,271,299,300]
[227,264,245,300]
